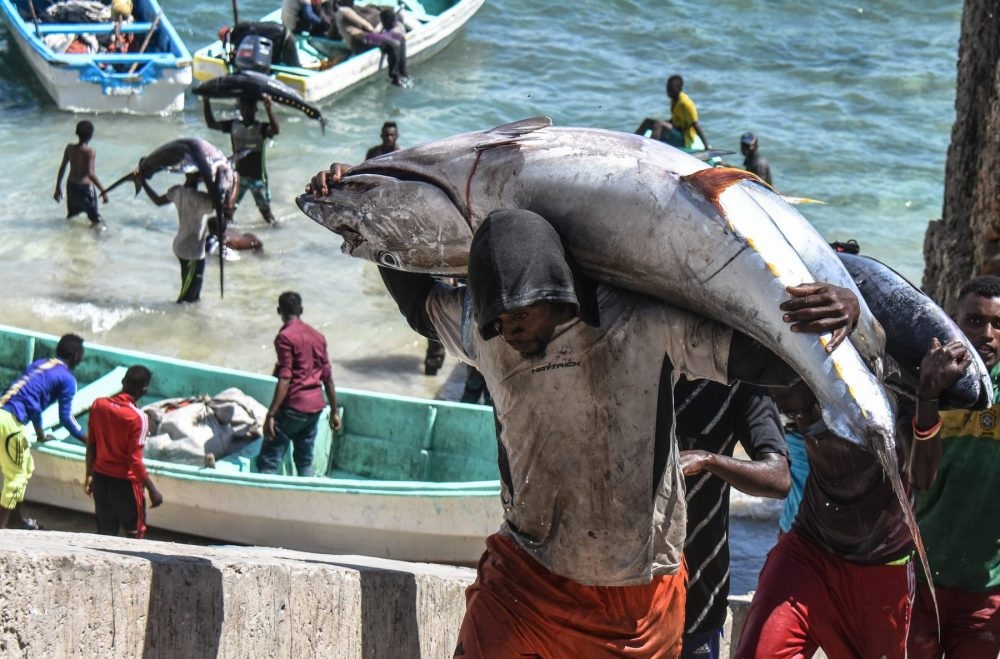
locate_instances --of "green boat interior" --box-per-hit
[2,327,499,485]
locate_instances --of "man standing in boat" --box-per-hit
[259,292,341,477]
[85,365,163,539]
[0,334,87,530]
[310,163,861,656]
[203,95,280,224]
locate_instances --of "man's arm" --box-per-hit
[680,451,790,498]
[263,95,280,137]
[264,378,291,440]
[84,437,95,495]
[57,380,85,441]
[680,385,790,497]
[202,97,224,131]
[322,375,341,431]
[85,148,109,204]
[138,176,171,206]
[54,146,69,201]
[378,266,443,340]
[728,283,860,385]
[908,338,971,490]
[264,332,294,440]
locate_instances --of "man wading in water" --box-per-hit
[308,166,861,657]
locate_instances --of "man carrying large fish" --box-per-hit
[306,157,863,656]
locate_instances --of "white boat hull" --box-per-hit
[28,440,503,564]
[8,34,190,113]
[1,0,191,114]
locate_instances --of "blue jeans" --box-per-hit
[256,408,321,476]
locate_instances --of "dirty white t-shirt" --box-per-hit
[166,186,214,261]
[427,284,733,586]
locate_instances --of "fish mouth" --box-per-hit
[337,226,365,255]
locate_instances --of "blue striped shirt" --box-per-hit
[1,358,84,439]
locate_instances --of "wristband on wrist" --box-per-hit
[912,416,942,441]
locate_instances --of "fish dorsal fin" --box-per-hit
[486,116,553,137]
[473,117,553,153]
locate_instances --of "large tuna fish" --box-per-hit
[296,117,893,453]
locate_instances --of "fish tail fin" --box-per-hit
[105,172,137,197]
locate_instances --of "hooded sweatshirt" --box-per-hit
[417,209,735,585]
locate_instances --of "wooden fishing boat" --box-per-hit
[192,0,485,103]
[0,0,192,113]
[4,325,502,563]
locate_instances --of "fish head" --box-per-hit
[296,173,473,274]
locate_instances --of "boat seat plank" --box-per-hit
[426,404,498,481]
[37,365,128,439]
[34,22,157,35]
[333,396,436,481]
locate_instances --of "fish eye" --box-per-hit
[379,252,401,268]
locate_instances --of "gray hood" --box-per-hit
[468,209,599,339]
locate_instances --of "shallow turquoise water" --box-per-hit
[0,0,964,579]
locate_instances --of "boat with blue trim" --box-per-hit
[0,0,192,114]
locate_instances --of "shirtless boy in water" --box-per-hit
[54,120,109,228]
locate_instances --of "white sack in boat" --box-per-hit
[143,388,267,466]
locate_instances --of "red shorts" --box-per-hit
[908,581,1000,659]
[733,530,913,659]
[453,533,687,658]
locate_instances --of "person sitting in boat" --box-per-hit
[635,74,711,150]
[100,0,135,54]
[202,95,280,224]
[334,1,409,85]
[282,0,328,36]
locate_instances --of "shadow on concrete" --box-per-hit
[304,558,423,659]
[94,549,224,659]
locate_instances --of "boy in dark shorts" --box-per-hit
[85,365,163,538]
[54,120,109,229]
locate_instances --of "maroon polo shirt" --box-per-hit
[274,317,332,414]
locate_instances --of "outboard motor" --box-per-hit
[234,35,273,73]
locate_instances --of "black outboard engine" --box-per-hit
[234,34,273,73]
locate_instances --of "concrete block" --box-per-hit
[0,531,473,658]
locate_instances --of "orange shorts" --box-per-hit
[454,533,687,658]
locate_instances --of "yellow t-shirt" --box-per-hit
[671,92,699,148]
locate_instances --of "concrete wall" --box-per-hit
[0,531,766,658]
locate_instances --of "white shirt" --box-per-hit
[166,186,214,261]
